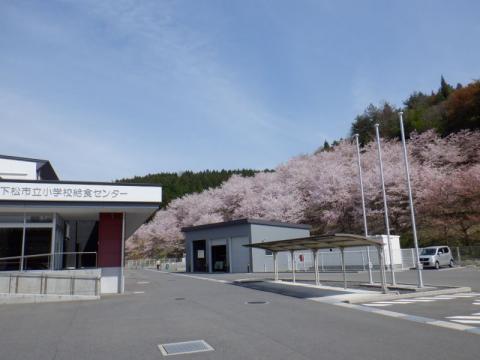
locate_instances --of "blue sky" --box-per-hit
[1,0,479,181]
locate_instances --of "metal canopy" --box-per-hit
[245,233,383,252]
[244,233,388,294]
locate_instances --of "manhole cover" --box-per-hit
[245,301,269,305]
[158,340,214,356]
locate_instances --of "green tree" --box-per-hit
[350,102,399,145]
[116,169,269,207]
[437,75,454,102]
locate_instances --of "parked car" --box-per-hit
[419,246,454,269]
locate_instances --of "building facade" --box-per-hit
[183,219,311,273]
[0,155,162,293]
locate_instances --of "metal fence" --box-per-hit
[126,258,186,272]
[126,246,480,274]
[454,246,480,266]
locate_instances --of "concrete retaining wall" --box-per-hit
[0,269,101,296]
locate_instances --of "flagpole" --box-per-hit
[398,112,424,288]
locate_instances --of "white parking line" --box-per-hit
[432,296,456,300]
[449,320,480,324]
[371,301,407,305]
[361,292,480,308]
[335,302,480,335]
[447,316,480,320]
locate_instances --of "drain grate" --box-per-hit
[174,297,185,300]
[245,301,269,305]
[158,340,214,356]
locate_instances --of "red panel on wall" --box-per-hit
[98,213,123,267]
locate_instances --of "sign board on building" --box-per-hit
[0,181,162,203]
[197,250,205,259]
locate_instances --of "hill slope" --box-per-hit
[117,169,269,208]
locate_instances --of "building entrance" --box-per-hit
[192,240,207,272]
[211,244,227,272]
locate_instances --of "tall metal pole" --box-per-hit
[354,134,374,284]
[398,112,424,288]
[374,124,396,286]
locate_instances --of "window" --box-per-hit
[0,228,23,270]
[443,247,449,253]
[420,248,436,255]
[265,250,273,256]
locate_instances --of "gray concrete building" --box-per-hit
[183,219,311,273]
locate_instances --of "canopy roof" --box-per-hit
[244,233,383,252]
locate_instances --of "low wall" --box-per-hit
[0,269,101,296]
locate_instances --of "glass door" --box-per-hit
[23,228,52,270]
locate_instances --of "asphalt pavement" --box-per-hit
[1,267,479,360]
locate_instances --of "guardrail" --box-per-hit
[0,252,97,271]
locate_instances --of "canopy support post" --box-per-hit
[377,245,388,294]
[340,247,347,289]
[273,251,279,282]
[312,249,320,286]
[290,250,296,283]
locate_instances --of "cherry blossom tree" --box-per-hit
[127,130,480,257]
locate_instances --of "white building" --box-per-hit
[0,155,162,293]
